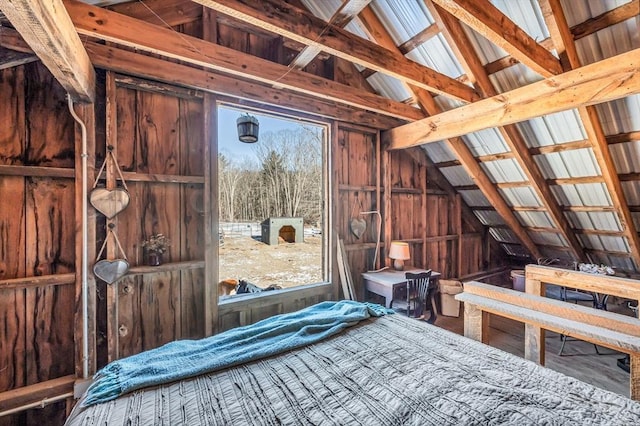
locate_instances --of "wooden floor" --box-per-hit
[435,307,631,398]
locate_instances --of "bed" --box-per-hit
[66,301,640,425]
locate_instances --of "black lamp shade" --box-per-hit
[237,115,259,143]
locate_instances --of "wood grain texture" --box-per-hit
[0,67,25,166]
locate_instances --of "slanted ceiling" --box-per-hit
[1,0,639,274]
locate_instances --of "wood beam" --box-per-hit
[430,0,562,77]
[541,0,640,271]
[398,23,440,55]
[63,0,423,122]
[571,0,640,41]
[382,48,640,148]
[108,0,202,27]
[0,26,402,130]
[357,6,540,259]
[289,0,372,70]
[192,0,480,103]
[1,0,95,102]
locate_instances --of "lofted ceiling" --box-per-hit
[0,0,639,274]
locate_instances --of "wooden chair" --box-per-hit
[390,271,437,324]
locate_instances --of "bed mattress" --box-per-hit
[66,314,640,425]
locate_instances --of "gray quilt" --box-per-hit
[66,314,640,425]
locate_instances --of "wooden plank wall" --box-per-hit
[0,63,75,426]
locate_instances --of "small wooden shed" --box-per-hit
[261,217,304,245]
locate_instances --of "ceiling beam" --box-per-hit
[0,26,402,130]
[357,4,540,259]
[541,0,640,271]
[382,47,640,148]
[107,0,202,27]
[1,0,95,102]
[398,23,440,55]
[426,1,587,262]
[430,0,562,77]
[63,0,424,122]
[192,0,480,103]
[289,0,373,70]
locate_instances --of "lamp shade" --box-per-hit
[388,241,410,260]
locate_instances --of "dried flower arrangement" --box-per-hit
[142,233,171,254]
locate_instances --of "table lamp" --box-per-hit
[389,241,410,271]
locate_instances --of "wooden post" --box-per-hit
[203,93,217,336]
[382,150,392,268]
[631,354,639,400]
[524,267,545,365]
[463,302,489,343]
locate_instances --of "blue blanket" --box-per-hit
[83,300,393,406]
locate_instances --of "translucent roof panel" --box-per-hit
[491,0,550,42]
[578,235,630,252]
[489,228,519,244]
[516,110,586,148]
[474,210,505,226]
[529,232,567,247]
[633,212,640,230]
[551,183,612,206]
[481,159,527,183]
[610,141,640,173]
[622,181,640,205]
[459,190,491,207]
[300,0,341,22]
[421,143,456,163]
[574,8,639,65]
[370,0,432,45]
[534,149,600,179]
[560,0,632,27]
[464,128,509,155]
[463,23,507,64]
[565,211,622,231]
[440,166,475,186]
[500,187,542,207]
[434,95,466,112]
[595,95,640,135]
[489,63,544,93]
[366,73,412,102]
[502,244,529,257]
[407,35,465,79]
[516,211,556,228]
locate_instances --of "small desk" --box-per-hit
[362,269,441,308]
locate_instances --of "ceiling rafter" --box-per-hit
[192,0,480,103]
[108,0,202,27]
[1,0,95,102]
[425,1,587,262]
[289,0,372,70]
[357,4,541,259]
[63,0,424,121]
[382,48,640,148]
[398,23,440,55]
[541,0,640,270]
[429,0,562,77]
[0,46,38,70]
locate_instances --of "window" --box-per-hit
[217,105,329,299]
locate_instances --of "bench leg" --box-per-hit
[463,303,490,344]
[632,354,640,401]
[525,324,545,366]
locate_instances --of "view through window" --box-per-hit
[217,106,327,299]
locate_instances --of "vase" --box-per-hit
[147,252,162,266]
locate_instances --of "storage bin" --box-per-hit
[439,280,463,317]
[511,270,525,292]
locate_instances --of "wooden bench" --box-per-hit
[455,264,640,400]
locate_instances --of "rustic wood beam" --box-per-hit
[530,139,592,155]
[0,375,74,415]
[430,0,562,77]
[108,0,202,27]
[358,3,539,259]
[0,46,38,70]
[382,48,640,148]
[1,0,95,102]
[64,0,423,122]
[541,0,640,271]
[607,130,640,146]
[192,0,480,103]
[289,0,372,70]
[398,23,440,55]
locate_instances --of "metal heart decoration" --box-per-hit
[349,217,367,239]
[90,187,130,219]
[93,259,130,284]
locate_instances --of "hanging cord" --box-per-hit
[96,224,128,262]
[93,147,129,191]
[67,95,90,380]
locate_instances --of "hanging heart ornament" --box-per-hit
[350,217,367,239]
[90,187,130,219]
[93,259,130,284]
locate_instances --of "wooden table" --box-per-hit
[362,269,440,308]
